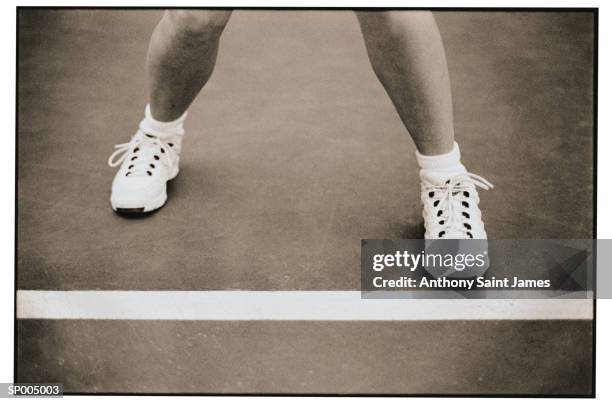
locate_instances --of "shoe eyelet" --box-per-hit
[154,155,160,160]
[464,223,472,230]
[437,210,443,217]
[125,172,131,176]
[462,201,469,208]
[133,147,139,152]
[145,134,154,138]
[463,191,470,197]
[438,231,445,237]
[128,165,134,169]
[150,163,155,169]
[467,232,473,239]
[428,191,434,198]
[439,220,444,225]
[160,148,165,154]
[147,171,152,176]
[433,200,440,207]
[168,143,174,147]
[131,156,137,161]
[463,212,470,219]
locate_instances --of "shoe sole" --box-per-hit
[111,189,167,214]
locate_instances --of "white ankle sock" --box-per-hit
[139,104,188,138]
[416,142,467,184]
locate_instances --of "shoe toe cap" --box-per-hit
[111,176,165,204]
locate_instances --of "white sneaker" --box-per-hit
[421,172,493,279]
[107,130,182,213]
[421,172,493,239]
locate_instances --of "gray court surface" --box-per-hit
[18,320,592,394]
[17,10,595,394]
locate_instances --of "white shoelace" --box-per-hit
[424,172,494,238]
[107,133,177,177]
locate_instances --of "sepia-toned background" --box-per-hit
[17,10,594,394]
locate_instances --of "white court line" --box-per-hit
[17,290,593,320]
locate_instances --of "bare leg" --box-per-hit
[147,10,232,121]
[108,10,232,214]
[356,11,454,156]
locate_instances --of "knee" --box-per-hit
[357,10,436,37]
[165,10,231,39]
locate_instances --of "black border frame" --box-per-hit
[13,6,599,398]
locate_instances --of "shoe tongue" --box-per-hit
[421,167,468,186]
[135,130,179,142]
[133,131,179,152]
[128,133,162,166]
